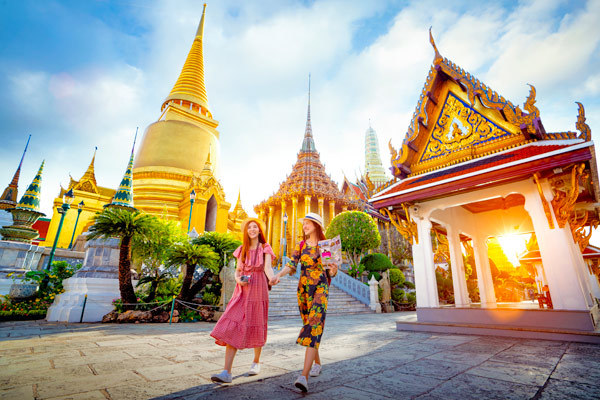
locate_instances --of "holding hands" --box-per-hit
[269,274,280,286]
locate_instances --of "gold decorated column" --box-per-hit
[318,197,324,219]
[385,221,392,259]
[258,208,265,222]
[292,197,298,249]
[329,200,335,225]
[304,195,311,215]
[267,205,274,245]
[280,200,287,257]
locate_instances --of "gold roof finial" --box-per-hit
[163,4,210,114]
[429,27,443,65]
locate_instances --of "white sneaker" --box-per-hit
[294,375,308,393]
[248,362,261,376]
[309,363,322,377]
[210,370,232,383]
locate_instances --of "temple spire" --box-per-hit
[108,131,137,209]
[301,74,317,153]
[75,147,98,190]
[15,160,44,212]
[163,4,210,115]
[0,135,30,208]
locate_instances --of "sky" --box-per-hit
[1,0,599,245]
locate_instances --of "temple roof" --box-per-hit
[68,147,99,194]
[0,135,30,209]
[163,4,211,116]
[372,29,595,210]
[372,140,593,206]
[386,29,591,181]
[256,83,357,209]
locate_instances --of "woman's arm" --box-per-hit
[234,257,247,287]
[263,254,275,281]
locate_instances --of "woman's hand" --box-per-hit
[269,273,280,286]
[326,263,338,277]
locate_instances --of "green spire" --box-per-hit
[15,160,44,212]
[108,130,137,209]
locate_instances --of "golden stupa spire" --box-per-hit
[163,3,210,115]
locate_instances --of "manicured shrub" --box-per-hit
[367,271,381,281]
[406,292,416,304]
[403,281,415,289]
[360,253,393,272]
[392,288,405,303]
[389,269,405,286]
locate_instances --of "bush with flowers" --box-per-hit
[0,261,81,321]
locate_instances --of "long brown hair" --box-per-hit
[303,220,326,242]
[240,220,267,264]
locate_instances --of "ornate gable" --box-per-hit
[388,29,590,179]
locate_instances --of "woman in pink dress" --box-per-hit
[210,218,277,383]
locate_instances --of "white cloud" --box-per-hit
[1,0,599,231]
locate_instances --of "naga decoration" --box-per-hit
[433,229,450,263]
[551,163,588,229]
[381,205,419,245]
[575,102,591,141]
[569,210,597,253]
[532,172,555,230]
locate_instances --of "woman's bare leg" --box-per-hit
[314,349,321,366]
[224,345,237,373]
[253,347,262,363]
[302,347,318,378]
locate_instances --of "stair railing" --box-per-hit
[330,268,370,305]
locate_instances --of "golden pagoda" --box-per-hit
[132,4,235,234]
[255,80,359,258]
[228,191,248,240]
[41,148,116,248]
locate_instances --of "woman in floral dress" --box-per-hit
[210,218,277,384]
[272,212,338,393]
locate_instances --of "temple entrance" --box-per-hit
[204,195,217,232]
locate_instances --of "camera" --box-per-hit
[240,275,250,283]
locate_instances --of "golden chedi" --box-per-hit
[133,4,236,233]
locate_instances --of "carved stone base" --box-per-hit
[46,277,120,322]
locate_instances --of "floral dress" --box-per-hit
[286,242,329,349]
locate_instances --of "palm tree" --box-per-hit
[189,232,241,297]
[166,241,219,305]
[87,207,157,307]
[132,218,186,301]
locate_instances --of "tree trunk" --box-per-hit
[187,269,214,301]
[118,237,137,308]
[176,263,196,308]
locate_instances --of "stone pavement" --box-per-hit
[1,313,599,399]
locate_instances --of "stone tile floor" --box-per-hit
[1,313,599,399]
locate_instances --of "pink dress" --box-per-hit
[210,243,275,349]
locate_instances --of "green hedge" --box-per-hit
[403,281,415,289]
[0,310,46,321]
[392,288,406,302]
[406,292,416,303]
[360,253,393,272]
[389,269,405,286]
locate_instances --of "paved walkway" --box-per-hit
[1,313,599,399]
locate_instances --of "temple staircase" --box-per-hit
[268,275,372,319]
